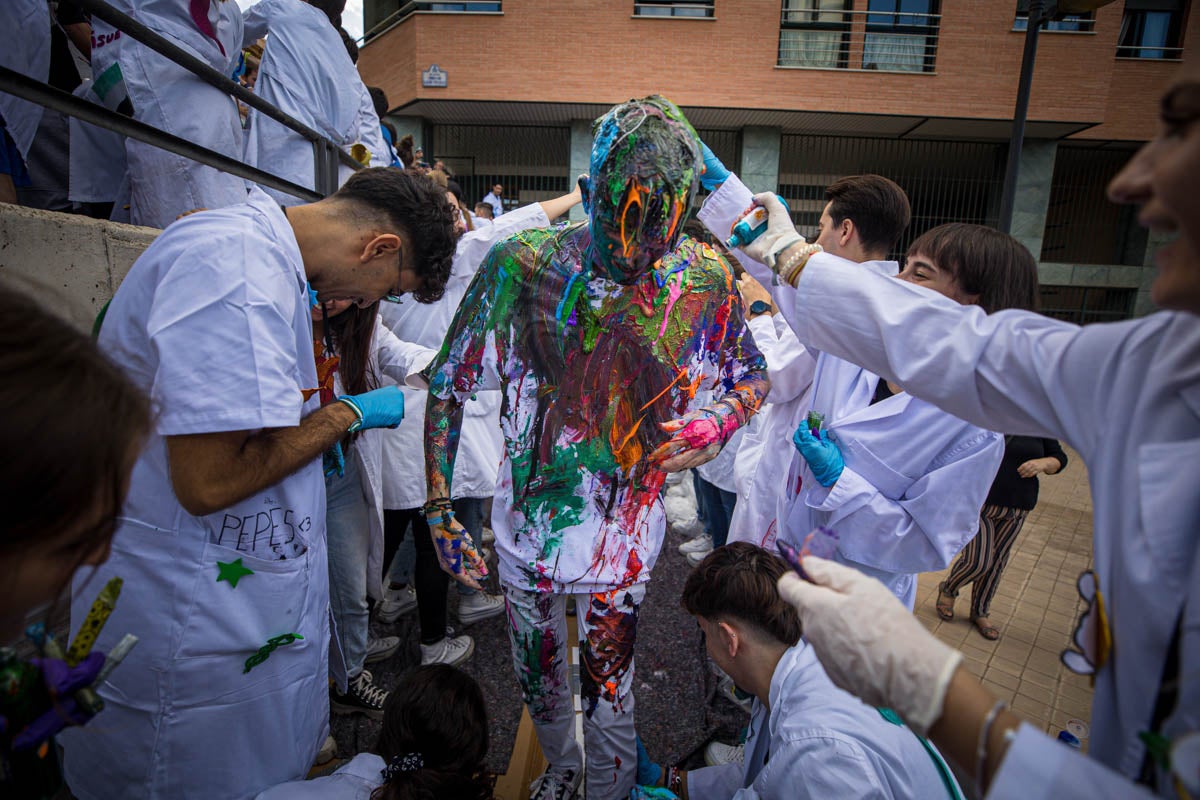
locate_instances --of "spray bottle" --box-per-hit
[726,195,791,248]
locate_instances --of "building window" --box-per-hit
[422,2,501,11]
[1013,1,1095,32]
[863,0,939,72]
[1039,286,1136,324]
[633,0,715,17]
[779,0,852,69]
[1117,0,1185,59]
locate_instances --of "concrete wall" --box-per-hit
[0,203,156,331]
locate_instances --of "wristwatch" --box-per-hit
[748,299,772,318]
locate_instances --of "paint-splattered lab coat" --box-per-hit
[427,225,769,593]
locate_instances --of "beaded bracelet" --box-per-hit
[778,242,823,287]
[976,699,1008,793]
[666,766,683,794]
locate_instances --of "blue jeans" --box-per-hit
[694,474,737,548]
[325,452,371,678]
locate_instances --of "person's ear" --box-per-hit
[718,621,740,658]
[360,233,402,263]
[578,175,593,214]
[839,218,855,248]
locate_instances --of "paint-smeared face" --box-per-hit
[585,96,701,284]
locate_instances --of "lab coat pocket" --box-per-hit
[172,541,312,704]
[839,437,913,501]
[1137,438,1200,592]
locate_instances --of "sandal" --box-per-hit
[972,617,1001,640]
[935,585,955,621]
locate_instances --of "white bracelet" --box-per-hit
[976,700,1008,793]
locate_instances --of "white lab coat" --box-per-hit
[99,0,247,227]
[61,189,329,799]
[688,642,961,799]
[242,0,375,205]
[482,190,503,217]
[0,0,49,158]
[790,257,1200,796]
[335,318,434,602]
[701,177,1001,609]
[377,201,550,510]
[256,752,384,800]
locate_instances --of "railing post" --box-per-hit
[999,0,1046,234]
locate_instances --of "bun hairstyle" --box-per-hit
[371,665,494,800]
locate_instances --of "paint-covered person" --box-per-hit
[638,542,961,799]
[423,96,769,800]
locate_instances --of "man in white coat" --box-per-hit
[59,168,460,800]
[242,0,389,206]
[660,542,960,799]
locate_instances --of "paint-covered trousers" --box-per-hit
[503,581,646,800]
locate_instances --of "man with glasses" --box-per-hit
[61,168,459,800]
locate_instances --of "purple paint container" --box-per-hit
[776,526,840,582]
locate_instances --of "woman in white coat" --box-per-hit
[746,64,1200,798]
[701,172,1016,610]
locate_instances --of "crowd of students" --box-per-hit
[1,3,1198,800]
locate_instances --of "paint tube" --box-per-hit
[65,577,123,666]
[776,526,840,582]
[725,195,791,248]
[806,410,825,437]
[93,634,139,686]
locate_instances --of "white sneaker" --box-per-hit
[376,584,417,623]
[314,734,336,766]
[480,526,496,544]
[704,740,745,767]
[458,592,506,625]
[419,634,475,666]
[689,548,716,567]
[678,533,713,556]
[529,765,581,800]
[364,635,401,664]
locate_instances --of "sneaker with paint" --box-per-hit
[331,670,389,720]
[529,765,581,800]
[364,635,401,664]
[457,591,506,625]
[678,533,712,556]
[419,633,475,667]
[704,740,744,767]
[376,584,417,623]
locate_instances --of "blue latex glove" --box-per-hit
[338,385,405,432]
[792,425,844,487]
[307,282,319,308]
[636,736,662,786]
[699,141,730,191]
[630,788,678,800]
[11,651,106,751]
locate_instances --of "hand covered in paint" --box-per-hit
[10,651,106,751]
[777,557,962,737]
[698,141,730,191]
[792,425,844,487]
[426,513,488,590]
[338,385,405,432]
[735,193,805,269]
[650,402,743,472]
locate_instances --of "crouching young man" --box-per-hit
[667,542,962,799]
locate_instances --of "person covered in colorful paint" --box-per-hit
[423,96,769,800]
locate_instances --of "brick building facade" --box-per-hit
[359,1,1195,319]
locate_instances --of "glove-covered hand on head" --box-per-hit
[735,192,805,269]
[792,426,844,487]
[776,557,963,736]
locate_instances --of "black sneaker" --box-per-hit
[331,669,388,720]
[529,765,581,800]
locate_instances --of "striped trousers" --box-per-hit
[941,504,1029,619]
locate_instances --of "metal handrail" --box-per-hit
[0,66,322,202]
[1115,45,1185,59]
[363,1,502,44]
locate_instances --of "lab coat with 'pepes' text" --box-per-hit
[791,257,1200,796]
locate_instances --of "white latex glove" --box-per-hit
[739,192,805,269]
[777,556,963,736]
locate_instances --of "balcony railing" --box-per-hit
[1116,44,1185,60]
[779,8,940,73]
[365,2,502,43]
[633,1,715,17]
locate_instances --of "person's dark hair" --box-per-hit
[396,134,415,168]
[325,302,379,397]
[333,168,459,303]
[473,202,493,219]
[824,174,911,257]
[304,0,345,27]
[681,543,802,647]
[369,86,389,120]
[906,222,1040,313]
[371,665,493,800]
[0,285,150,584]
[339,27,359,63]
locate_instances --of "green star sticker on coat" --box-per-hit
[216,558,254,588]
